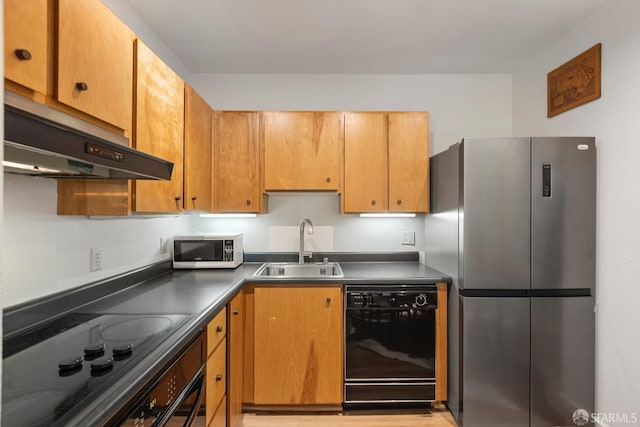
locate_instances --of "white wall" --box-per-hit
[1,0,5,404]
[513,0,640,423]
[190,73,512,256]
[101,0,191,82]
[2,175,190,307]
[191,73,512,156]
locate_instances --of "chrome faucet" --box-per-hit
[299,218,314,264]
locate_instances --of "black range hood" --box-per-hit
[3,91,174,180]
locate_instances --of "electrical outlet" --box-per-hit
[401,231,415,245]
[90,248,103,271]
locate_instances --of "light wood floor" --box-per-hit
[240,408,458,427]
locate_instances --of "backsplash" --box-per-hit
[2,174,190,307]
[3,177,424,307]
[189,193,426,253]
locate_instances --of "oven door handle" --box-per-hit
[153,365,206,427]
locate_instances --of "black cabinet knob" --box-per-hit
[397,199,402,205]
[233,310,239,315]
[75,82,88,91]
[371,200,376,206]
[175,196,181,201]
[326,177,331,183]
[191,196,197,201]
[216,325,223,332]
[215,374,223,381]
[14,49,32,61]
[246,199,251,206]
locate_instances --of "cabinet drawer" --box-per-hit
[208,396,226,427]
[206,338,226,425]
[207,308,226,357]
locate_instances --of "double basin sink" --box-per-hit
[253,262,344,278]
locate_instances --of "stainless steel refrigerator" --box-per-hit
[425,137,596,427]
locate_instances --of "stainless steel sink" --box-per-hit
[253,262,344,278]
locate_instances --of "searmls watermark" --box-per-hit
[572,409,639,425]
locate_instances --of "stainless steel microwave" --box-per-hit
[172,234,243,269]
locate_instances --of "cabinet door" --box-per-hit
[184,85,213,212]
[228,292,244,427]
[388,112,430,212]
[133,40,184,213]
[343,112,388,213]
[206,339,227,427]
[4,0,48,94]
[254,286,343,405]
[263,112,341,190]
[57,0,133,130]
[213,111,261,213]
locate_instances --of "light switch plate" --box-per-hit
[401,231,415,245]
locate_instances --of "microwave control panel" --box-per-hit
[224,240,234,261]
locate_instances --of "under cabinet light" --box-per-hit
[3,160,63,174]
[359,213,416,218]
[200,213,257,218]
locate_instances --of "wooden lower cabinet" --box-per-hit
[206,309,227,427]
[228,292,244,426]
[210,396,227,427]
[435,282,448,401]
[252,285,343,405]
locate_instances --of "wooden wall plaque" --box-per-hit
[547,43,601,117]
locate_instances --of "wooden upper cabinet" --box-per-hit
[184,85,213,212]
[132,40,184,213]
[213,111,262,213]
[343,112,430,213]
[253,286,343,405]
[343,112,388,213]
[388,112,430,212]
[57,0,134,130]
[262,112,341,191]
[4,0,48,94]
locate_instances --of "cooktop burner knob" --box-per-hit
[90,356,114,372]
[113,344,134,358]
[59,356,83,371]
[84,343,106,357]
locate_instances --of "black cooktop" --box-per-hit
[2,312,192,427]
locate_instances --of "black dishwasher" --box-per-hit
[344,284,437,405]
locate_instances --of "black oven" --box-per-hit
[344,284,437,405]
[115,334,206,426]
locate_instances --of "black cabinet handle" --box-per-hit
[326,177,331,183]
[397,199,402,205]
[174,196,181,201]
[215,374,223,381]
[233,310,239,315]
[371,200,376,206]
[75,82,88,91]
[326,297,332,304]
[14,49,32,61]
[246,199,251,206]
[216,325,223,332]
[191,196,197,201]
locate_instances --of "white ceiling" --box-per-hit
[126,0,608,74]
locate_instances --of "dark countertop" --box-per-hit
[2,256,449,426]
